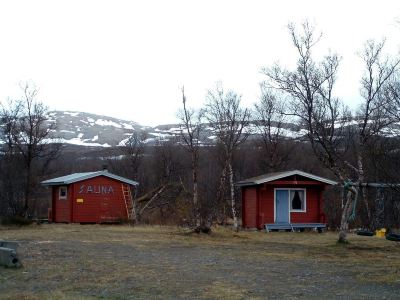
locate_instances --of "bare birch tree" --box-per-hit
[1,83,58,217]
[262,21,355,243]
[353,40,400,224]
[124,130,147,223]
[262,21,400,242]
[125,130,147,178]
[177,87,204,230]
[349,40,400,224]
[254,85,291,172]
[0,100,24,216]
[204,83,251,231]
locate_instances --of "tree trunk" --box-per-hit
[23,162,32,218]
[131,187,138,225]
[373,188,385,230]
[338,187,356,243]
[192,157,200,228]
[216,166,227,223]
[357,153,371,223]
[227,162,238,231]
[138,185,167,218]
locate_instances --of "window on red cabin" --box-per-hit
[290,189,305,212]
[59,186,68,200]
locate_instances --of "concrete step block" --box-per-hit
[0,240,19,251]
[0,247,22,268]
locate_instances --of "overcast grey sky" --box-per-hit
[0,0,399,126]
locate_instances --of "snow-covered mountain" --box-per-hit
[44,111,151,147]
[2,110,399,149]
[1,110,307,148]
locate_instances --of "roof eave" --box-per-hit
[41,181,66,186]
[41,171,139,186]
[238,170,338,187]
[235,181,257,187]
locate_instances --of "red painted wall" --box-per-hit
[52,185,72,222]
[242,181,325,229]
[52,175,132,223]
[258,186,274,225]
[290,187,321,223]
[243,188,257,228]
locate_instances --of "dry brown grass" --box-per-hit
[0,224,399,299]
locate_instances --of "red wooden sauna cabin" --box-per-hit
[237,170,337,231]
[41,170,138,223]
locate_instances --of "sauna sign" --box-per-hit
[78,184,114,195]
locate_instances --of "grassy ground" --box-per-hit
[0,224,399,299]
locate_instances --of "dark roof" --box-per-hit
[41,170,139,186]
[236,170,337,186]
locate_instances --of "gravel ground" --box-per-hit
[0,224,399,299]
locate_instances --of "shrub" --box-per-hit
[0,216,34,226]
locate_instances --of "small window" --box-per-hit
[290,189,305,212]
[59,186,68,199]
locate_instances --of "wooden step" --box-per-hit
[265,223,293,231]
[265,223,326,232]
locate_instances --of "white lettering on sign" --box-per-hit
[78,184,114,194]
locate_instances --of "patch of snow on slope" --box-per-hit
[60,130,75,134]
[118,138,129,146]
[334,119,359,128]
[77,133,84,139]
[87,117,95,123]
[244,124,262,134]
[99,155,126,160]
[95,119,122,128]
[278,128,305,138]
[64,111,80,117]
[381,128,400,137]
[154,127,181,134]
[149,132,171,139]
[144,138,156,144]
[165,127,181,133]
[42,138,111,147]
[123,123,135,130]
[92,135,99,141]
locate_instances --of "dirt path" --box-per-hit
[1,225,399,299]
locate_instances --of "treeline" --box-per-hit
[0,83,60,219]
[2,84,399,235]
[1,22,400,242]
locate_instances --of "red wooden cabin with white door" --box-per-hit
[41,170,138,223]
[237,170,337,231]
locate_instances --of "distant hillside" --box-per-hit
[5,109,400,149]
[44,111,146,147]
[0,110,309,148]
